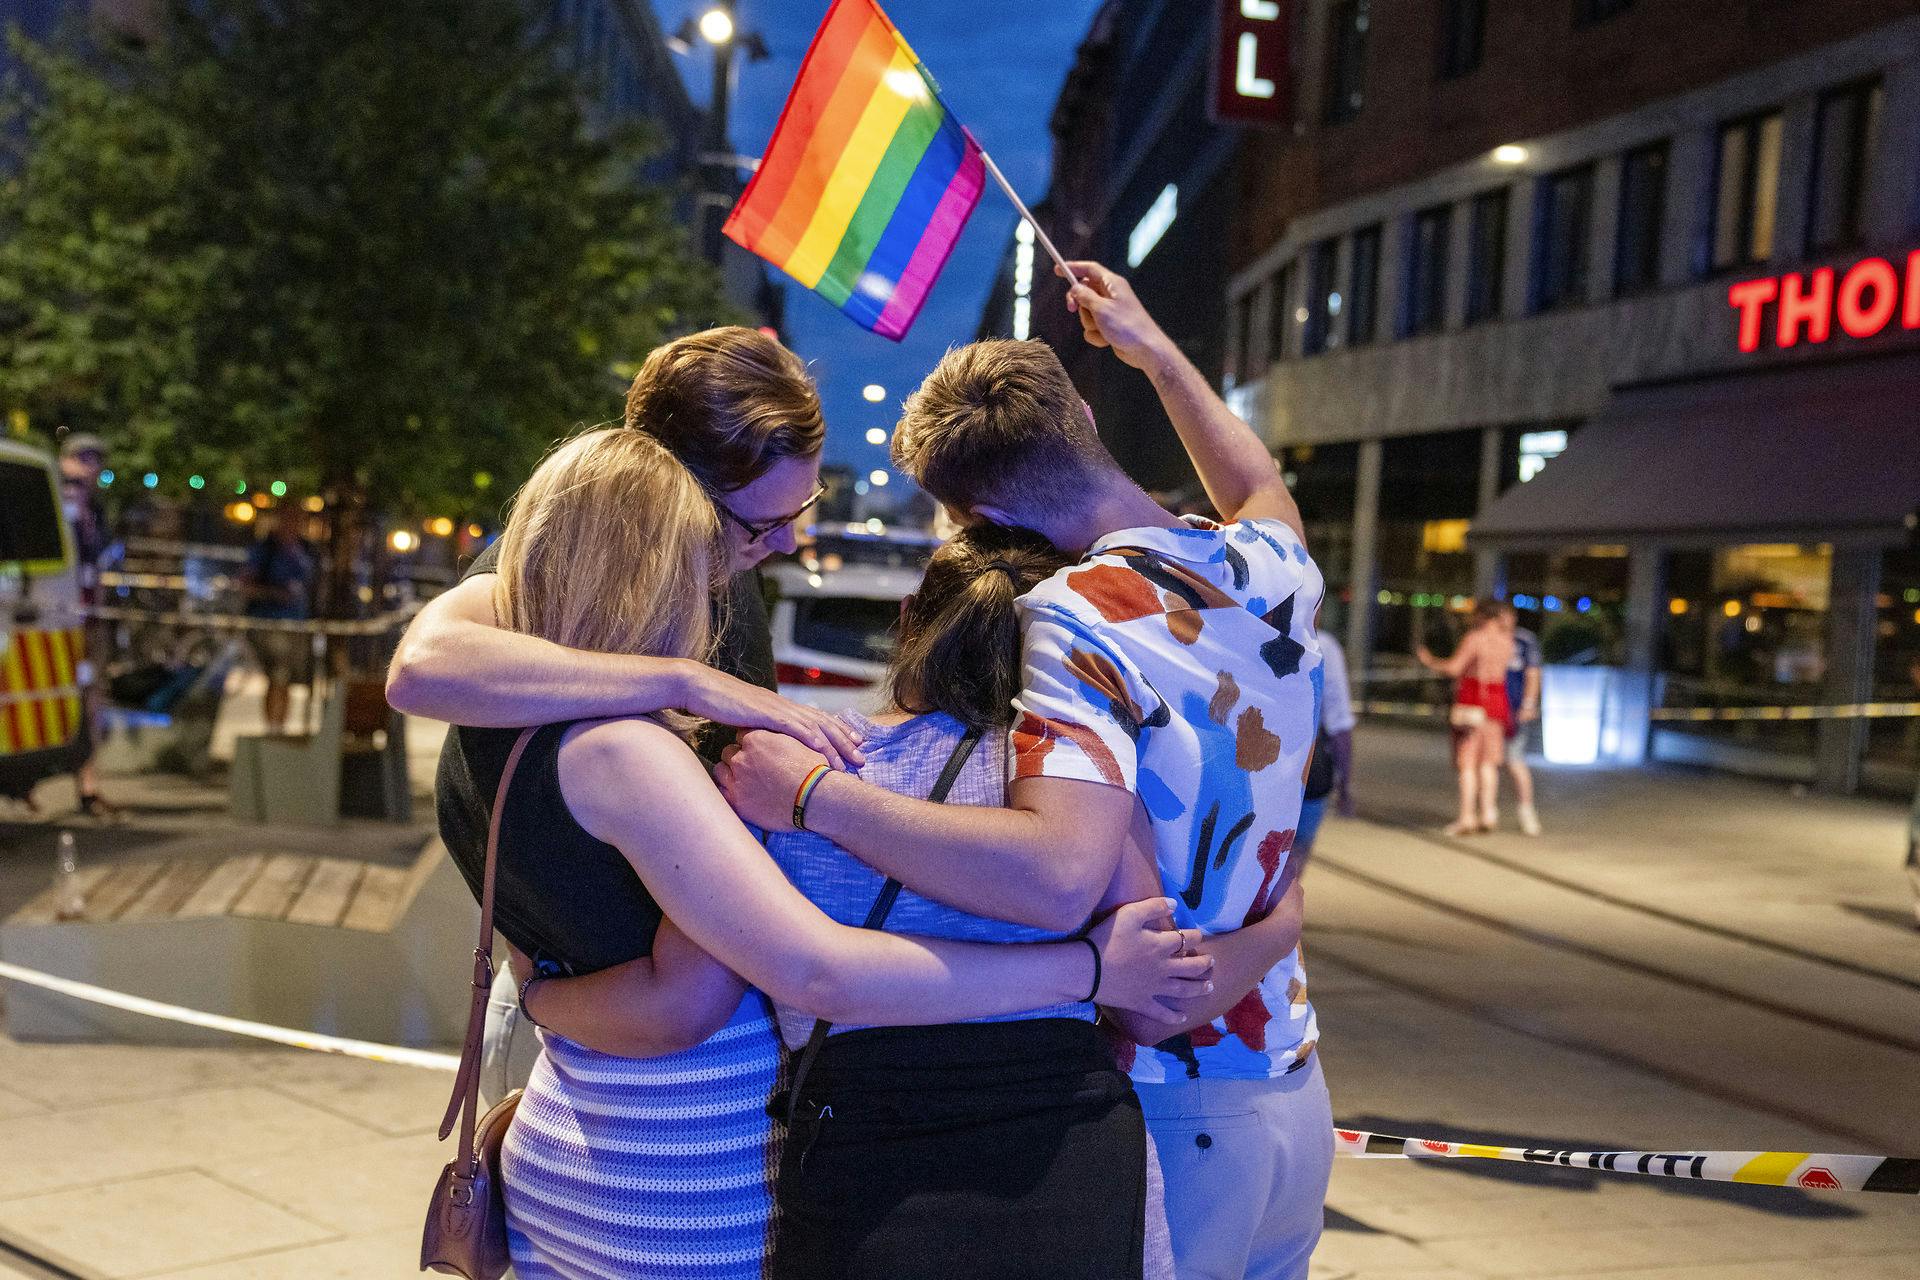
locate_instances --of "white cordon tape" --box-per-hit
[5,959,1916,1193]
[82,603,418,637]
[0,960,458,1072]
[1357,700,1449,717]
[1650,701,1920,722]
[1335,1129,1920,1195]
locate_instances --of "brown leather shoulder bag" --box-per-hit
[421,726,536,1279]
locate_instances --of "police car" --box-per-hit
[0,438,89,802]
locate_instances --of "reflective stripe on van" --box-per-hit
[0,627,84,754]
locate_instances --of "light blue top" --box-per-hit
[765,709,1095,1048]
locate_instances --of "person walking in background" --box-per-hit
[1501,603,1544,837]
[57,434,116,817]
[1294,625,1357,863]
[238,510,314,735]
[1417,601,1516,836]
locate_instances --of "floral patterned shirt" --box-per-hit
[1012,516,1323,1082]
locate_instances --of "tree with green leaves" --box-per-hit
[0,0,729,612]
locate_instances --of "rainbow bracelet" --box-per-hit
[792,764,833,831]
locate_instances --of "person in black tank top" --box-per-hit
[439,721,662,974]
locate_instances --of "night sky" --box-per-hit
[655,0,1105,476]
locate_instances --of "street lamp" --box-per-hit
[698,7,734,44]
[671,3,771,264]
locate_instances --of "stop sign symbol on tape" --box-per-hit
[1797,1167,1842,1190]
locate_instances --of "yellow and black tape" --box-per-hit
[1335,1128,1919,1195]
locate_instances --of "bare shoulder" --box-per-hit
[433,571,499,622]
[556,717,714,842]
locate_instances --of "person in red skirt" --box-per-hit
[1417,600,1516,835]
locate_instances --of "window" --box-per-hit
[1807,79,1883,255]
[1402,204,1451,337]
[1574,0,1632,25]
[1347,224,1382,345]
[1532,163,1595,311]
[1613,140,1668,296]
[1709,110,1783,273]
[1302,240,1339,355]
[1326,1,1370,125]
[1465,188,1509,324]
[1438,0,1485,80]
[1266,262,1296,364]
[0,460,65,564]
[791,597,899,663]
[1517,430,1568,483]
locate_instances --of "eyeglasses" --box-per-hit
[716,483,828,546]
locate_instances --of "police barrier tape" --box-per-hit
[82,603,418,637]
[2,957,1915,1195]
[1650,701,1920,722]
[1357,701,1920,722]
[1335,1129,1919,1195]
[0,959,459,1072]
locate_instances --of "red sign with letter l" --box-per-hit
[1211,0,1291,128]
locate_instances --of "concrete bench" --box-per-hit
[228,680,412,825]
[0,837,472,1047]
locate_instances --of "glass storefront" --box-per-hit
[1373,428,1481,661]
[1285,419,1916,794]
[1500,545,1630,665]
[1282,441,1358,640]
[1867,548,1920,780]
[1658,544,1834,760]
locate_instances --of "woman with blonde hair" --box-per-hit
[438,428,1210,1280]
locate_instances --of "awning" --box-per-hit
[1470,351,1920,549]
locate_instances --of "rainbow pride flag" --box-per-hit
[723,0,986,341]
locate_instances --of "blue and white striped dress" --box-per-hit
[500,991,782,1280]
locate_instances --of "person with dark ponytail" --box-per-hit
[758,524,1310,1280]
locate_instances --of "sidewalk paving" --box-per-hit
[0,1037,447,1278]
[0,715,1913,1277]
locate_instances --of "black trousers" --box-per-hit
[772,1018,1147,1280]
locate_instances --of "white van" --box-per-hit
[764,560,921,714]
[0,438,88,800]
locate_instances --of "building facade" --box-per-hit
[542,1,781,332]
[1222,0,1920,794]
[977,0,1244,494]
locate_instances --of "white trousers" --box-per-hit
[1136,1056,1335,1280]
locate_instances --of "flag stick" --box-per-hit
[975,144,1078,287]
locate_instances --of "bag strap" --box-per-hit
[437,726,540,1169]
[782,727,983,1126]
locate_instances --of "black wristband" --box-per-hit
[1077,935,1102,1004]
[517,971,550,1030]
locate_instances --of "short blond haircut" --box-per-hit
[492,429,723,669]
[892,340,1119,522]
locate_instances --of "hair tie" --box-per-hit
[983,560,1019,578]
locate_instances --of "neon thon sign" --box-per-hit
[1727,251,1920,353]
